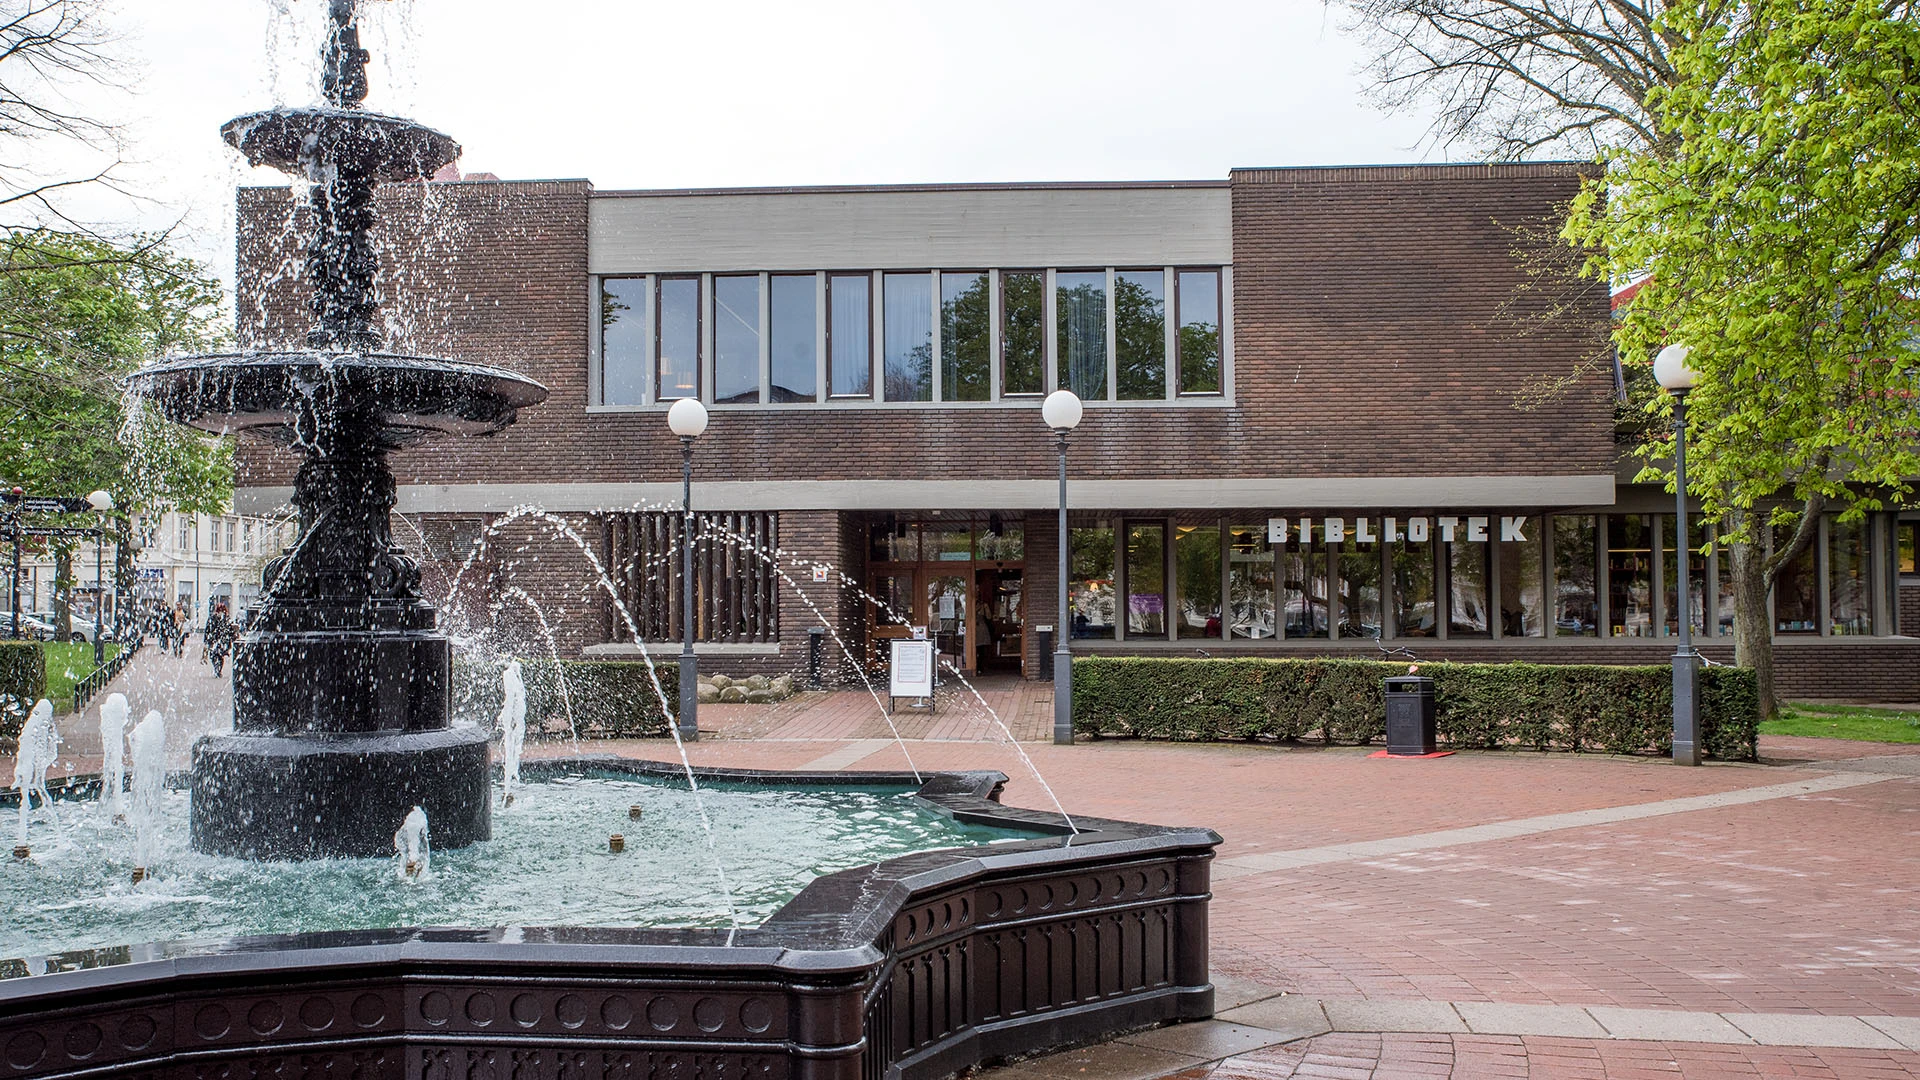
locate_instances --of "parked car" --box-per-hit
[26,612,98,643]
[5,613,59,641]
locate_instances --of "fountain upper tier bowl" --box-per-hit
[128,351,549,450]
[221,107,460,181]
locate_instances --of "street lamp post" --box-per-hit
[88,490,113,666]
[667,397,709,743]
[1042,390,1083,746]
[1655,343,1701,765]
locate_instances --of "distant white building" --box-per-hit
[9,508,292,630]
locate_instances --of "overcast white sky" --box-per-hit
[57,0,1444,280]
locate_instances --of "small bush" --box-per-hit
[453,657,677,739]
[0,641,47,744]
[1073,656,1759,761]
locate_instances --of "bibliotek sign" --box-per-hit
[1267,515,1530,545]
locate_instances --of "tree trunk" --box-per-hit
[1725,507,1776,719]
[53,546,73,640]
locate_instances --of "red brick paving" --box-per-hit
[1174,1034,1920,1079]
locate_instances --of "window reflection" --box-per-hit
[1126,523,1167,637]
[1177,269,1221,394]
[1056,271,1108,400]
[770,274,817,402]
[1661,516,1707,636]
[1774,525,1818,633]
[1607,515,1653,637]
[1069,525,1115,639]
[1448,539,1490,637]
[1174,525,1221,639]
[1498,519,1544,636]
[1281,525,1329,639]
[941,273,990,401]
[1115,270,1165,400]
[1338,539,1381,638]
[714,275,760,404]
[828,274,871,397]
[1228,525,1275,639]
[1392,537,1435,637]
[600,277,646,405]
[1829,517,1871,635]
[656,276,700,400]
[1001,272,1044,395]
[883,273,932,402]
[1553,515,1597,636]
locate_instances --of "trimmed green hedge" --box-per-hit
[1072,656,1759,761]
[453,658,677,739]
[0,641,47,745]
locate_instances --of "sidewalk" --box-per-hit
[14,671,1920,1078]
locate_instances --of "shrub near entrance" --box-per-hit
[0,641,47,742]
[453,658,676,738]
[1072,656,1759,760]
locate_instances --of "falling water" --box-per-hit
[128,711,166,872]
[394,805,429,879]
[98,693,130,818]
[13,699,60,845]
[498,660,527,805]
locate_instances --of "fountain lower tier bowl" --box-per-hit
[0,761,1219,1080]
[221,107,460,182]
[191,727,492,860]
[127,351,549,450]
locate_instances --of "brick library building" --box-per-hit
[231,163,1920,701]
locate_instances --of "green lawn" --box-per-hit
[42,642,119,712]
[1763,702,1920,744]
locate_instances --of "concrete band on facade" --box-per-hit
[228,163,1920,702]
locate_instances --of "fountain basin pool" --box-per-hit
[0,760,1218,1080]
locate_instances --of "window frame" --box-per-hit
[654,274,703,402]
[711,273,764,405]
[825,272,874,400]
[1174,266,1224,397]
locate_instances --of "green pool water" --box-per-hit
[0,771,1026,962]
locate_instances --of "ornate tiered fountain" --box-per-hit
[0,7,1219,1078]
[128,0,546,858]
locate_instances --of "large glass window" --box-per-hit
[1115,270,1165,400]
[1056,271,1109,400]
[1774,525,1819,633]
[1281,523,1329,639]
[600,277,646,405]
[1176,269,1222,395]
[1174,525,1221,639]
[1227,524,1275,639]
[926,526,972,562]
[882,272,932,402]
[1069,524,1115,640]
[975,524,1023,561]
[1448,538,1490,637]
[714,275,760,404]
[1392,536,1436,637]
[1338,539,1382,639]
[1001,272,1044,396]
[940,272,990,402]
[1661,516,1708,637]
[1553,515,1597,636]
[656,276,700,400]
[1607,515,1654,637]
[827,274,871,398]
[1716,533,1738,637]
[1126,523,1167,637]
[1899,521,1918,574]
[870,521,916,563]
[1499,519,1545,637]
[1829,517,1871,635]
[769,274,817,402]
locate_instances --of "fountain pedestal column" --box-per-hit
[190,448,489,860]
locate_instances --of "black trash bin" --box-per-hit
[1383,674,1437,756]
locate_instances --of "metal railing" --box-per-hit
[72,639,141,715]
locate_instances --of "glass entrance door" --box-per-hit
[927,575,968,674]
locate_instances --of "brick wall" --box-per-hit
[1901,583,1920,637]
[233,166,1615,492]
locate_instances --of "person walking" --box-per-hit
[171,601,190,658]
[204,601,234,677]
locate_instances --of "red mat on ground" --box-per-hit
[1367,749,1456,759]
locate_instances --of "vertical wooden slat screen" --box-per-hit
[600,511,780,645]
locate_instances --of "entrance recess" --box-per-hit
[864,517,1025,676]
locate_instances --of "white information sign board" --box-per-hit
[889,638,936,710]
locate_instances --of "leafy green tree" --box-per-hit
[0,230,232,632]
[1565,0,1920,717]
